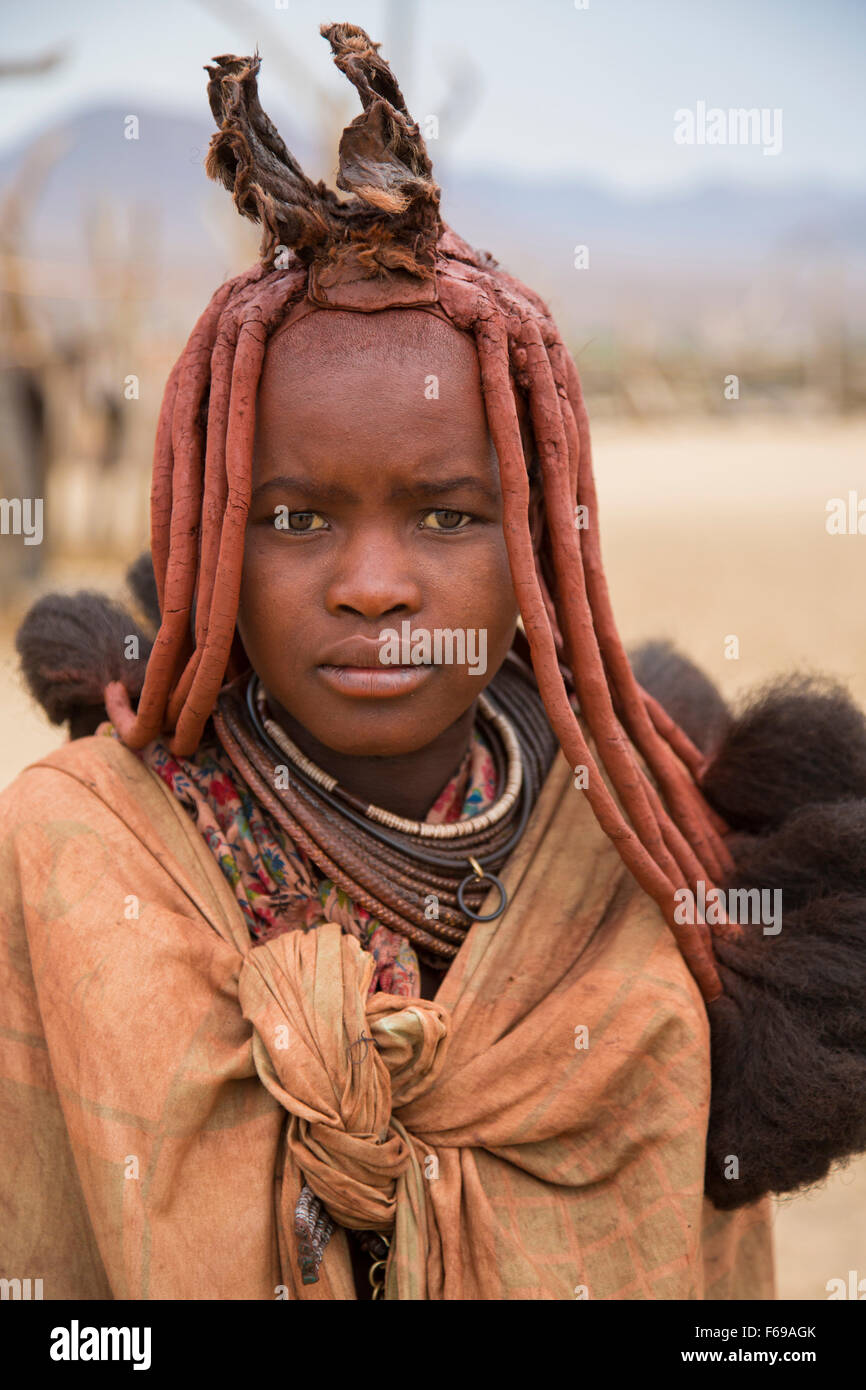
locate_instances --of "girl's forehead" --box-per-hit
[252,305,501,476]
[265,304,478,367]
[260,305,527,433]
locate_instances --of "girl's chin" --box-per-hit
[288,711,458,761]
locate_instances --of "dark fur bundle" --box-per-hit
[15,560,155,739]
[701,673,866,832]
[698,680,866,1208]
[611,644,866,1208]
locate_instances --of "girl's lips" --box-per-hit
[317,664,434,698]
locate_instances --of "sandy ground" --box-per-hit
[1,414,864,1299]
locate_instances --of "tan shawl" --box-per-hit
[0,733,775,1299]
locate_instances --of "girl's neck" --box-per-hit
[263,695,478,822]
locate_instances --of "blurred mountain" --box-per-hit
[2,102,865,350]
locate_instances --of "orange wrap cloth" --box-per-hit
[0,733,775,1300]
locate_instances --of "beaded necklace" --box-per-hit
[212,653,557,971]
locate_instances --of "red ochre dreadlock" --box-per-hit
[104,22,740,1003]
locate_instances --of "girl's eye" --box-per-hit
[280,510,327,532]
[421,509,472,531]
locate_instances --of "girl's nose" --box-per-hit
[324,536,423,621]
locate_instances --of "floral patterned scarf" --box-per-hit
[105,712,497,998]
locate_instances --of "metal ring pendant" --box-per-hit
[457,870,507,923]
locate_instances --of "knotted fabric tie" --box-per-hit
[237,922,450,1280]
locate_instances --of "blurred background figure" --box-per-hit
[1,0,864,1298]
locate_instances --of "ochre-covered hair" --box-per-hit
[104,23,738,1002]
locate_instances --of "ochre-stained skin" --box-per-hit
[104,26,739,1002]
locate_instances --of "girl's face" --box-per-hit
[236,307,521,758]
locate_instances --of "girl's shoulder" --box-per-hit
[0,727,249,951]
[0,730,202,884]
[0,728,155,827]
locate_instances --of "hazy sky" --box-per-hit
[3,0,865,191]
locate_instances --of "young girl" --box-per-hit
[3,23,865,1301]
